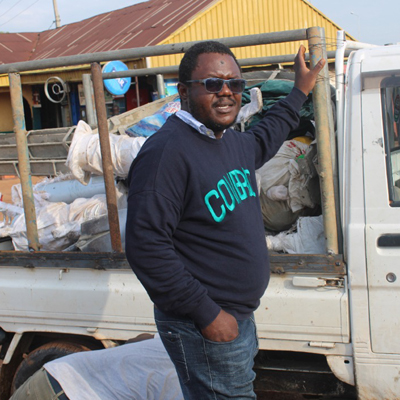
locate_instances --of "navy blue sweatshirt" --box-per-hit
[126,88,306,328]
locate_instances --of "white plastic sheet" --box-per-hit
[266,215,325,254]
[0,201,24,238]
[6,195,108,251]
[0,176,128,251]
[235,87,263,125]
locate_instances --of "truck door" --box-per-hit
[362,74,400,354]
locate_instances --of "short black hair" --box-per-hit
[179,40,241,83]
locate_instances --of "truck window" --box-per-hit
[381,78,400,205]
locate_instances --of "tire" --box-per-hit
[11,341,90,394]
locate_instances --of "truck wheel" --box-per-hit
[11,341,90,394]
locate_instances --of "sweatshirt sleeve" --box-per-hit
[247,87,307,169]
[125,149,221,329]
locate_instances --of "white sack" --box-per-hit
[0,201,24,238]
[256,139,313,231]
[287,159,315,212]
[257,139,310,208]
[266,185,288,201]
[11,182,51,208]
[259,190,305,232]
[66,120,146,185]
[266,215,325,254]
[11,174,71,207]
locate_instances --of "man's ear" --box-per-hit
[178,82,188,102]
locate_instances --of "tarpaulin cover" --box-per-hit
[126,99,181,137]
[241,80,315,139]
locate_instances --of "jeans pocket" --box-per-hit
[201,331,241,345]
[157,329,190,384]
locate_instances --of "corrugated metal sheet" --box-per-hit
[0,0,216,65]
[0,32,38,65]
[0,0,354,84]
[150,0,355,67]
[0,59,147,87]
[18,59,147,85]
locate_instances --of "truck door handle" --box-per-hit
[377,234,400,247]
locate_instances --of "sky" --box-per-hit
[0,0,399,46]
[311,0,400,46]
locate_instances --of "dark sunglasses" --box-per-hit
[185,78,246,94]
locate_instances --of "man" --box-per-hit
[10,334,183,400]
[111,103,120,116]
[125,41,325,399]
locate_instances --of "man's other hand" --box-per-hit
[201,309,238,342]
[294,45,326,96]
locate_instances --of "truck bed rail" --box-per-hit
[0,252,345,274]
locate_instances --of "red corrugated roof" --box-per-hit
[0,0,217,65]
[0,32,38,64]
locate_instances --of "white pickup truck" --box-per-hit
[1,28,400,399]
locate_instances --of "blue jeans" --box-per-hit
[155,307,259,399]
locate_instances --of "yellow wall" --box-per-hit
[22,86,33,112]
[0,92,13,132]
[0,75,9,88]
[17,59,146,85]
[150,0,354,68]
[0,86,33,133]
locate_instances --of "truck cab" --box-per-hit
[341,41,400,398]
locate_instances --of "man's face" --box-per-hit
[179,53,242,138]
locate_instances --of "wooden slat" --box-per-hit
[270,253,345,275]
[0,251,345,274]
[0,251,130,270]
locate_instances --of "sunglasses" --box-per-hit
[185,78,246,94]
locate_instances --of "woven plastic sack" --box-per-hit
[66,120,146,184]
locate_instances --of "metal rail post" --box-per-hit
[82,74,97,126]
[0,30,309,74]
[90,63,122,252]
[307,27,339,255]
[156,74,166,98]
[8,72,40,251]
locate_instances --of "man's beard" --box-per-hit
[187,97,239,133]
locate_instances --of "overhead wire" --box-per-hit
[0,0,41,28]
[0,0,24,18]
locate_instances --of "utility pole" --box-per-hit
[53,0,61,28]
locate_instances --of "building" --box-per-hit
[0,0,354,133]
